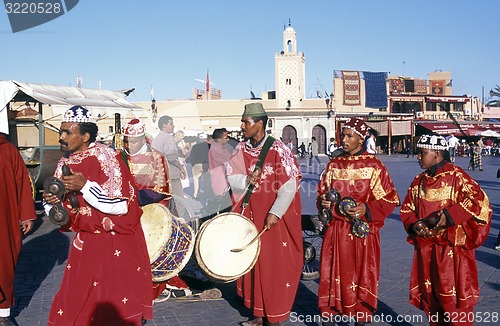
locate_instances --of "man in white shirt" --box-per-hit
[447,134,460,163]
[365,132,376,155]
[327,138,338,158]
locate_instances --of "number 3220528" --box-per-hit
[443,312,498,323]
[5,2,62,14]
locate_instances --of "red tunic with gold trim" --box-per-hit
[121,145,171,207]
[317,151,399,321]
[228,138,303,323]
[0,135,36,310]
[400,161,491,313]
[47,142,153,325]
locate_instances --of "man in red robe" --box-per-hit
[43,106,153,325]
[400,134,491,326]
[227,103,303,326]
[317,118,399,326]
[0,133,36,326]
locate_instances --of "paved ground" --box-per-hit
[11,154,500,325]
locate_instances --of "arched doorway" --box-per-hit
[282,125,297,154]
[312,125,326,154]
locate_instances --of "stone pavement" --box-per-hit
[11,155,500,325]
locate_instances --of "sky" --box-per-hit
[1,0,498,103]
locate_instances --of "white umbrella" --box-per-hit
[475,129,500,138]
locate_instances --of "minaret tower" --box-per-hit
[275,19,305,109]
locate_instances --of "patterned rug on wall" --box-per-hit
[389,78,405,93]
[431,80,445,95]
[342,70,361,106]
[363,71,388,108]
[414,79,427,94]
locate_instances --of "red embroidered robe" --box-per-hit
[317,152,399,321]
[47,143,153,325]
[122,145,171,207]
[400,161,491,313]
[0,135,36,309]
[228,139,303,323]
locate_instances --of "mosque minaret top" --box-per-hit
[284,18,295,32]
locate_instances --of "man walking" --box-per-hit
[447,134,459,163]
[309,136,321,167]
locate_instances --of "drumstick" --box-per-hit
[230,226,268,253]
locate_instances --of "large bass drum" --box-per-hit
[194,212,260,283]
[141,203,195,282]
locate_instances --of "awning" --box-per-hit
[366,120,412,136]
[9,80,141,109]
[417,122,498,137]
[1,80,143,134]
[476,129,500,138]
[417,122,461,135]
[425,96,470,103]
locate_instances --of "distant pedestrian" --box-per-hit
[468,142,483,171]
[405,139,414,158]
[327,138,338,159]
[0,133,36,326]
[365,132,376,154]
[308,136,321,167]
[189,133,211,200]
[447,134,459,163]
[174,130,190,191]
[152,116,187,199]
[209,128,233,197]
[400,134,492,326]
[298,142,306,158]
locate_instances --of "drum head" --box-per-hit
[195,212,261,283]
[141,204,173,263]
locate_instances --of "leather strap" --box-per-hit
[241,136,275,208]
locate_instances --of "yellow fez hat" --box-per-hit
[242,102,267,117]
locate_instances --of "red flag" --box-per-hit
[206,70,210,92]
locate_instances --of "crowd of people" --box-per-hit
[0,104,495,326]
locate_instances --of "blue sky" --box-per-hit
[1,0,498,103]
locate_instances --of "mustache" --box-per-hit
[59,140,68,146]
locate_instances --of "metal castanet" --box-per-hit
[412,212,442,237]
[43,176,70,225]
[62,164,79,209]
[318,188,341,226]
[338,196,357,217]
[337,196,371,239]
